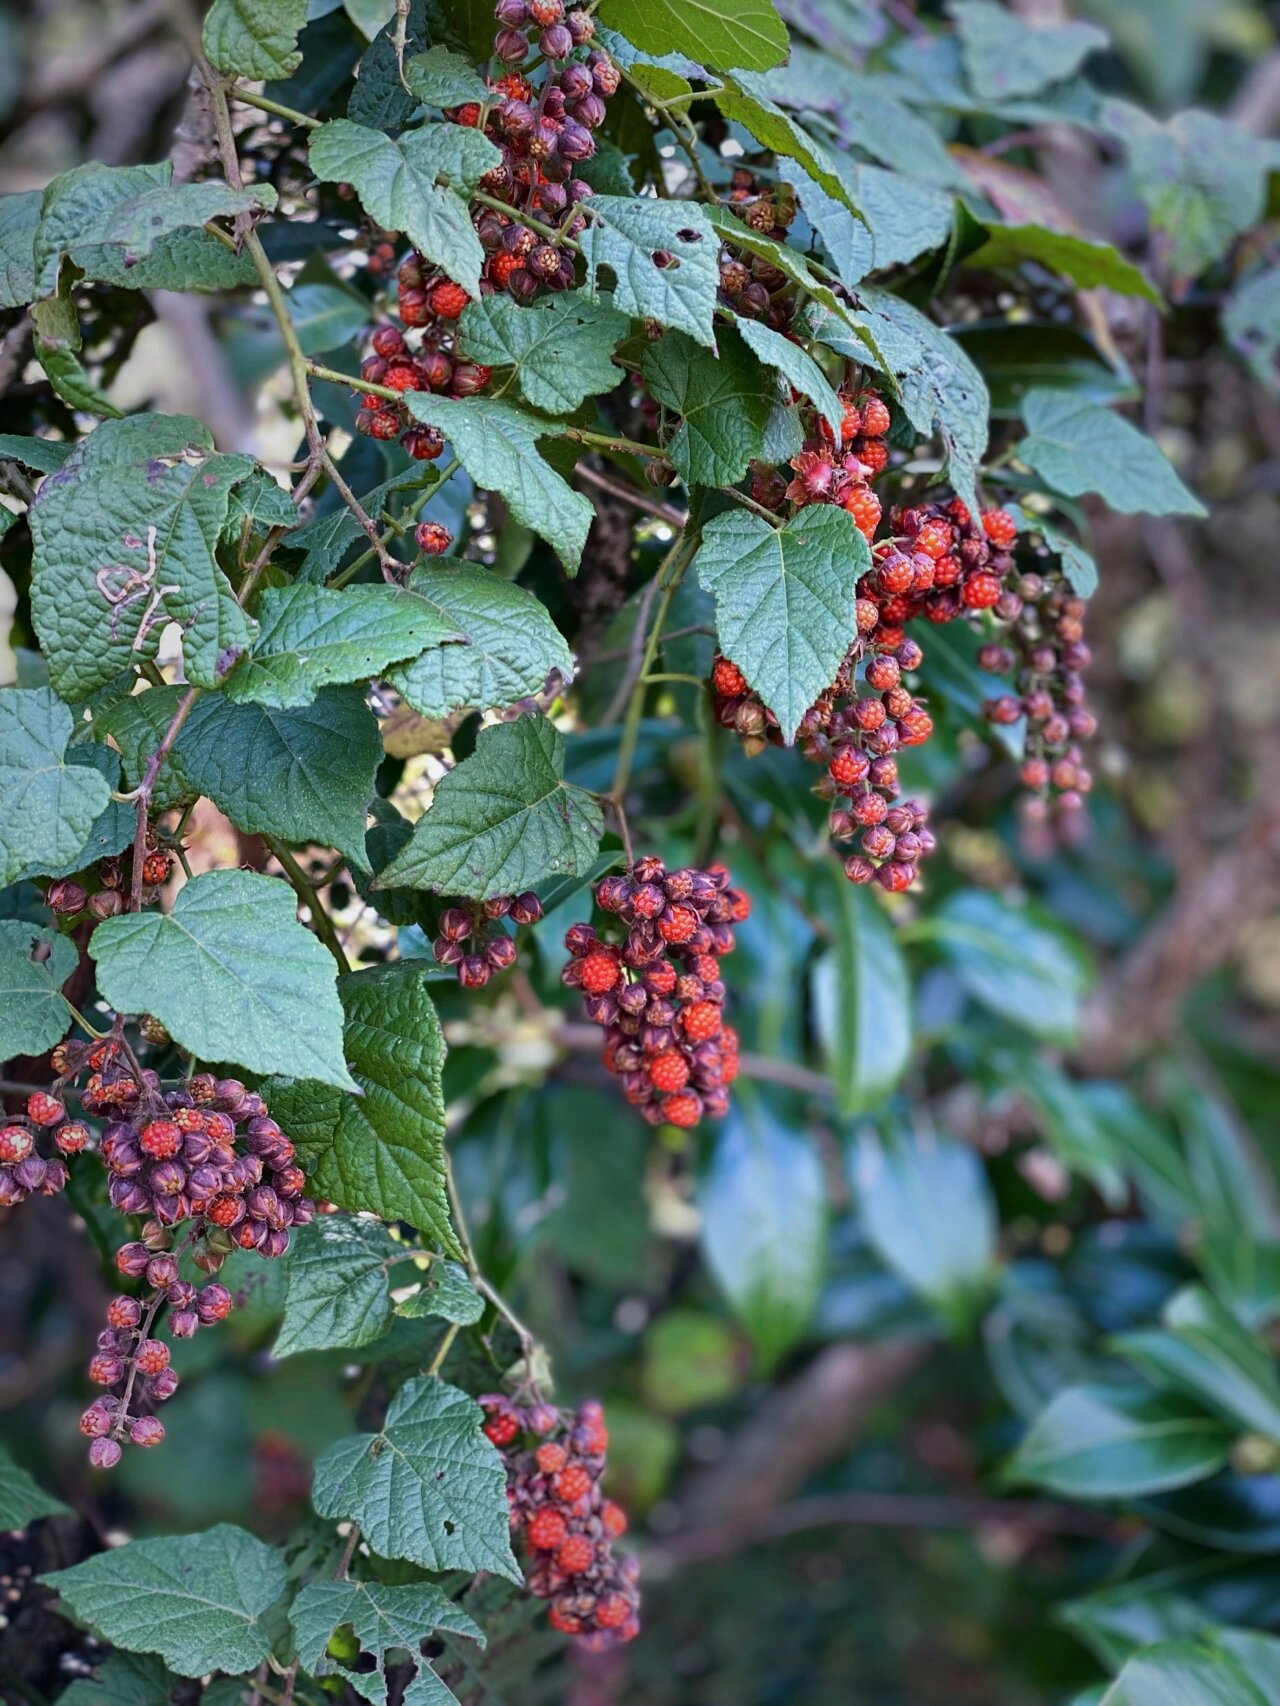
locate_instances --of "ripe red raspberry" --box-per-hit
[0,1126,33,1164]
[661,1090,702,1128]
[828,747,865,789]
[483,1410,520,1448]
[981,508,1017,548]
[657,904,698,945]
[600,1498,628,1537]
[555,1534,595,1574]
[844,485,881,541]
[428,280,470,319]
[596,1593,631,1629]
[962,572,1002,609]
[489,251,521,289]
[839,398,861,442]
[554,1464,593,1504]
[206,1196,244,1229]
[136,1340,169,1375]
[383,361,423,392]
[876,552,914,596]
[416,521,453,555]
[859,393,891,437]
[548,1604,583,1635]
[529,0,564,22]
[26,1092,64,1127]
[898,707,933,746]
[711,656,747,697]
[53,1121,90,1155]
[139,1119,182,1159]
[648,1050,689,1094]
[579,949,621,996]
[362,408,403,440]
[528,1507,569,1550]
[453,101,482,126]
[141,850,172,886]
[536,1442,569,1474]
[915,519,952,559]
[680,1000,721,1043]
[859,438,889,475]
[644,960,677,996]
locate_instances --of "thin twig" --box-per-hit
[574,461,687,528]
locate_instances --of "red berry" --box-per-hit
[0,1125,33,1164]
[844,485,881,540]
[528,1507,569,1550]
[915,518,952,559]
[362,408,403,441]
[483,1411,520,1448]
[981,508,1017,548]
[648,1049,689,1094]
[680,1000,721,1044]
[711,656,747,697]
[428,280,471,319]
[416,520,453,555]
[962,572,1002,609]
[53,1121,90,1155]
[139,1119,182,1159]
[579,949,621,996]
[555,1534,594,1574]
[371,324,406,358]
[548,1604,583,1635]
[661,1090,702,1128]
[26,1092,64,1127]
[596,1593,631,1629]
[828,747,866,789]
[860,393,891,437]
[600,1499,628,1537]
[141,850,172,886]
[535,1442,569,1474]
[657,904,698,945]
[383,361,423,392]
[554,1464,593,1504]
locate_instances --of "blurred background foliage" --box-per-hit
[4,0,1280,1703]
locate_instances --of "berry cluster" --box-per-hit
[431,890,543,987]
[45,825,175,923]
[482,1394,639,1649]
[0,1094,70,1207]
[562,859,746,1127]
[353,0,615,465]
[41,1040,313,1467]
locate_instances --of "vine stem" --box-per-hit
[608,529,696,804]
[264,839,351,973]
[230,86,319,129]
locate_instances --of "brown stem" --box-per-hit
[574,461,687,528]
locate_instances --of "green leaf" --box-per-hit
[597,0,786,75]
[1022,1066,1128,1207]
[0,922,77,1057]
[966,223,1160,303]
[33,162,273,295]
[1006,1385,1232,1499]
[951,1,1106,102]
[457,293,628,417]
[275,1215,408,1358]
[396,1260,484,1324]
[0,1445,69,1526]
[1200,1234,1280,1333]
[1224,267,1280,396]
[291,1577,483,1705]
[377,715,602,899]
[783,160,954,286]
[42,1526,286,1679]
[29,414,256,699]
[386,563,575,719]
[1103,101,1268,285]
[405,44,491,108]
[284,281,370,355]
[708,72,863,216]
[1060,1581,1222,1673]
[811,876,911,1114]
[0,432,74,472]
[310,1376,521,1580]
[224,582,462,708]
[1039,517,1099,599]
[927,889,1089,1041]
[1101,1642,1267,1706]
[270,961,458,1253]
[30,291,121,419]
[89,868,356,1091]
[579,194,720,347]
[691,506,870,745]
[641,326,774,487]
[857,288,990,522]
[1115,1286,1280,1442]
[0,688,113,886]
[0,190,39,308]
[404,394,594,574]
[734,315,844,440]
[60,1654,179,1706]
[853,1130,997,1324]
[309,119,499,295]
[173,689,382,872]
[203,0,307,78]
[699,1089,826,1371]
[1017,390,1207,517]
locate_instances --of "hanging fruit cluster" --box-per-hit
[562,860,747,1127]
[353,0,614,463]
[483,1393,639,1649]
[431,890,543,988]
[34,1040,313,1468]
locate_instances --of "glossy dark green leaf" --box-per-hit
[810,875,911,1114]
[1006,1385,1232,1499]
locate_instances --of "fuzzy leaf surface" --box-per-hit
[203,0,307,78]
[0,923,77,1057]
[457,293,628,417]
[579,195,719,347]
[292,1577,482,1706]
[642,326,775,487]
[0,688,113,885]
[275,1216,408,1358]
[596,0,787,74]
[1017,389,1207,517]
